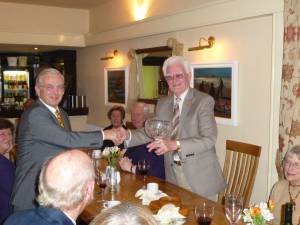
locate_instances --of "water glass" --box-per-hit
[225,194,243,225]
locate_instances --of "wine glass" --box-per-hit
[137,160,150,189]
[95,170,107,202]
[225,194,243,225]
[195,202,214,225]
[144,119,173,140]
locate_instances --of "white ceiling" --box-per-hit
[0,0,109,9]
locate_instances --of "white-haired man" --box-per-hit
[4,150,94,225]
[127,56,225,199]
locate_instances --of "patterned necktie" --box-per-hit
[172,97,181,138]
[55,110,65,128]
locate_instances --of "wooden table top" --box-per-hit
[80,161,231,225]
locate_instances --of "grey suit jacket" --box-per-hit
[11,99,103,211]
[130,88,226,197]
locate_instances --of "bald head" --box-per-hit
[37,150,94,211]
[131,102,149,129]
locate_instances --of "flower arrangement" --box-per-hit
[243,200,275,225]
[102,146,124,168]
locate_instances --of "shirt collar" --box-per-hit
[39,98,58,115]
[63,212,76,225]
[173,88,189,103]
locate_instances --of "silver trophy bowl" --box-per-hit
[145,119,173,139]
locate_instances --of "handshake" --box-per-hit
[103,127,129,145]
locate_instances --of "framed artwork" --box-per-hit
[104,66,129,106]
[191,61,238,126]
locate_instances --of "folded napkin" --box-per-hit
[135,188,167,205]
[153,204,186,225]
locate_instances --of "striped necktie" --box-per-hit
[55,110,65,128]
[171,97,181,138]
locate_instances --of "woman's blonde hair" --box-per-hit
[90,202,158,225]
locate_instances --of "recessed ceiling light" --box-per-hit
[34,47,38,51]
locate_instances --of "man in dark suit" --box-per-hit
[5,150,95,225]
[11,68,123,211]
[129,56,226,199]
[0,119,15,225]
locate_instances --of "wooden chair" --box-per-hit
[217,140,261,207]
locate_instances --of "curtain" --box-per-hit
[278,0,300,178]
[127,49,148,109]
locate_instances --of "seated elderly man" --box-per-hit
[119,102,165,180]
[4,150,94,225]
[0,119,15,225]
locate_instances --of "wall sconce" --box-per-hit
[101,50,118,60]
[188,36,215,51]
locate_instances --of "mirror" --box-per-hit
[135,46,172,104]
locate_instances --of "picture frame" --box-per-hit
[104,66,129,106]
[191,61,238,126]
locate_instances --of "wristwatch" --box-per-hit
[176,140,181,151]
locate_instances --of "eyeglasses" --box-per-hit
[165,73,185,82]
[284,160,300,170]
[40,84,65,92]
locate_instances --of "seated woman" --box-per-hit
[89,202,158,225]
[0,119,15,225]
[119,102,165,180]
[269,146,300,225]
[102,105,127,150]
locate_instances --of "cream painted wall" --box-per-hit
[0,2,88,46]
[78,15,273,204]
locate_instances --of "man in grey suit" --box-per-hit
[11,68,123,211]
[129,56,225,199]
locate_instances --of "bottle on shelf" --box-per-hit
[282,202,293,225]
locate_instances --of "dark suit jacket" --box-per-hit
[125,143,165,180]
[130,88,226,197]
[0,155,15,225]
[11,99,103,211]
[4,207,74,225]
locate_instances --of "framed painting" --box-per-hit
[104,66,129,106]
[191,61,238,126]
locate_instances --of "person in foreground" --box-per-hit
[119,102,165,179]
[12,68,124,211]
[127,56,225,199]
[0,119,15,225]
[89,202,158,225]
[270,145,300,225]
[4,149,95,225]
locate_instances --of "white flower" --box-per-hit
[243,209,253,223]
[102,148,110,157]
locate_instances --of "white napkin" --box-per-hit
[135,188,167,205]
[153,204,186,225]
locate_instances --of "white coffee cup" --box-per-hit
[104,200,121,208]
[147,182,159,194]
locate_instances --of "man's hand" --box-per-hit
[103,127,127,145]
[147,139,178,155]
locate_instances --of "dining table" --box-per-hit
[80,159,231,225]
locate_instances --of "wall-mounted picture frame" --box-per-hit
[191,61,238,126]
[104,66,129,106]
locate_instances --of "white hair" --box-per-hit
[36,68,64,86]
[162,56,191,76]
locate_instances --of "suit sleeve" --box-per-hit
[24,108,103,149]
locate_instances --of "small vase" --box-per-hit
[106,166,119,192]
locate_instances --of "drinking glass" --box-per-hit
[225,194,243,225]
[95,171,107,202]
[137,160,150,189]
[195,202,214,225]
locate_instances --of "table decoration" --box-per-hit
[135,188,167,205]
[102,146,124,168]
[153,203,186,225]
[242,200,275,225]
